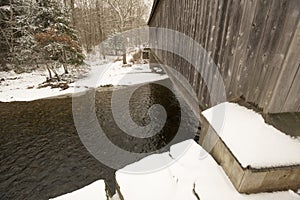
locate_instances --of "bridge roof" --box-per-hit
[147,0,160,25]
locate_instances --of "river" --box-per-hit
[0,79,200,200]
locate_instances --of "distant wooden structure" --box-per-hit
[148,0,300,114]
[142,48,151,59]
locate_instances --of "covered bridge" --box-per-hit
[148,0,300,194]
[148,0,300,114]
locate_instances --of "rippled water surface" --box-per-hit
[0,79,199,200]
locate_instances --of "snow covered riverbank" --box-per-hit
[0,61,168,102]
[116,140,300,200]
[50,140,300,200]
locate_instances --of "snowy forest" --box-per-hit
[0,0,151,75]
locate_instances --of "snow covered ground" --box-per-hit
[49,140,299,200]
[202,102,300,168]
[116,140,300,200]
[49,180,107,200]
[0,60,168,102]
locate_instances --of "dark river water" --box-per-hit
[0,79,200,200]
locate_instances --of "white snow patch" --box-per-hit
[110,193,121,200]
[0,5,10,10]
[96,61,167,86]
[0,61,167,102]
[49,180,107,200]
[116,140,300,200]
[0,69,77,102]
[202,102,300,168]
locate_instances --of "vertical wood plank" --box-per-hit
[193,0,204,96]
[214,0,232,104]
[261,0,300,112]
[230,0,258,98]
[221,0,244,99]
[197,0,209,102]
[240,0,273,101]
[246,0,287,103]
[283,65,300,112]
[267,18,300,113]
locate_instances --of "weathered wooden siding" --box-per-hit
[148,0,300,113]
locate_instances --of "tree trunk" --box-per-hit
[52,67,60,81]
[50,63,61,81]
[62,49,68,74]
[70,0,76,27]
[123,53,127,65]
[96,0,104,42]
[63,0,67,7]
[46,64,53,80]
[63,64,69,74]
[9,0,13,54]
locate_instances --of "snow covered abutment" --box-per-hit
[199,102,300,193]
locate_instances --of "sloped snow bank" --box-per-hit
[116,140,300,200]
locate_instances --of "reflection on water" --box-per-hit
[0,79,199,200]
[97,83,181,153]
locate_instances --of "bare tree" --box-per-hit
[9,0,14,53]
[106,0,146,32]
[69,0,149,52]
